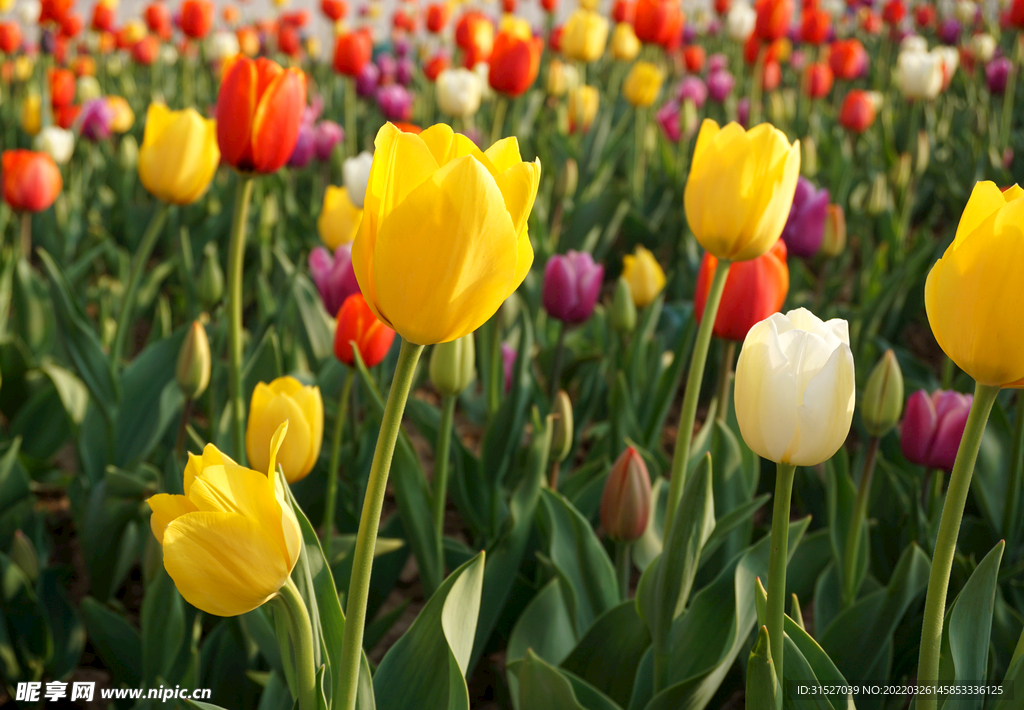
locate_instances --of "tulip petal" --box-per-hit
[245,392,314,481]
[148,493,198,545]
[216,57,257,169]
[484,136,525,172]
[734,318,798,463]
[141,103,173,149]
[789,343,855,466]
[251,68,306,173]
[493,159,541,239]
[952,181,1008,249]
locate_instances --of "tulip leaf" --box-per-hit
[640,306,695,450]
[509,649,623,710]
[697,493,772,573]
[373,552,486,710]
[746,626,781,710]
[633,479,668,572]
[537,489,621,635]
[80,596,142,688]
[38,570,85,681]
[141,566,186,687]
[38,360,89,426]
[637,453,716,655]
[939,541,1004,710]
[0,438,31,516]
[289,271,334,363]
[508,578,579,671]
[0,552,53,682]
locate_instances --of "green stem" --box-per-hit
[1003,393,1024,543]
[226,175,255,464]
[18,212,31,260]
[767,461,797,683]
[714,340,736,424]
[277,578,318,710]
[632,107,646,201]
[653,652,669,694]
[1010,619,1024,670]
[431,394,457,591]
[490,96,509,147]
[345,77,357,158]
[916,383,999,710]
[338,339,424,710]
[999,41,1021,153]
[842,436,879,607]
[487,314,502,416]
[664,259,731,540]
[323,368,355,563]
[549,321,567,402]
[614,541,631,600]
[111,203,171,364]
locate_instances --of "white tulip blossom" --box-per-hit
[343,152,374,209]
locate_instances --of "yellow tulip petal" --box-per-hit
[372,155,519,344]
[148,494,198,545]
[269,375,305,397]
[951,181,1008,250]
[484,136,525,173]
[493,159,541,239]
[142,103,173,149]
[318,186,362,249]
[246,393,313,481]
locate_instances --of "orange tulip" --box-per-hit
[426,3,450,33]
[333,30,372,76]
[800,7,830,44]
[488,30,542,97]
[49,68,76,108]
[0,22,23,54]
[455,11,494,66]
[181,0,214,40]
[215,56,307,174]
[424,53,450,81]
[91,2,116,32]
[634,0,684,48]
[683,45,705,73]
[829,38,867,80]
[132,35,160,65]
[2,151,63,213]
[145,3,172,38]
[755,0,793,42]
[839,90,876,133]
[40,0,73,26]
[804,62,833,98]
[321,0,347,21]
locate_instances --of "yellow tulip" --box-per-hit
[562,9,609,64]
[611,23,640,62]
[568,85,599,133]
[14,56,34,82]
[500,13,532,40]
[352,122,540,345]
[246,376,324,483]
[21,94,41,137]
[622,61,663,108]
[684,119,801,262]
[138,103,220,205]
[546,59,577,97]
[925,182,1024,388]
[318,186,363,249]
[147,423,302,617]
[106,96,135,134]
[621,246,665,307]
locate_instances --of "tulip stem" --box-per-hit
[324,367,355,564]
[549,321,567,402]
[18,212,31,260]
[278,578,319,710]
[226,175,255,464]
[431,393,457,591]
[345,77,357,159]
[632,107,646,201]
[338,339,424,710]
[664,259,731,541]
[490,97,509,147]
[750,45,766,127]
[767,461,796,684]
[487,315,502,415]
[614,541,631,599]
[1003,393,1024,543]
[714,340,736,424]
[915,382,999,710]
[111,203,171,365]
[842,436,879,607]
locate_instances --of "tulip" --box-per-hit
[894,48,943,100]
[550,390,574,467]
[376,85,413,122]
[684,120,801,262]
[18,0,41,25]
[611,22,640,61]
[656,100,683,143]
[49,67,75,108]
[542,251,604,325]
[198,244,224,308]
[799,6,830,44]
[455,11,494,66]
[754,0,791,42]
[804,63,833,99]
[309,244,360,317]
[634,0,684,48]
[333,292,395,368]
[437,68,483,119]
[180,0,213,39]
[314,122,343,163]
[246,376,323,484]
[145,2,172,35]
[986,57,1011,95]
[623,60,663,107]
[430,334,476,397]
[78,98,114,141]
[342,151,373,209]
[333,29,372,77]
[318,185,362,250]
[838,89,877,133]
[352,123,539,345]
[568,85,599,134]
[355,63,380,98]
[707,69,736,102]
[488,30,542,97]
[972,33,996,63]
[426,2,449,32]
[106,96,134,134]
[695,239,788,342]
[683,45,706,73]
[901,389,972,472]
[562,8,609,63]
[138,104,220,205]
[321,0,347,21]
[502,342,517,393]
[727,1,756,41]
[132,35,159,66]
[0,21,22,53]
[2,150,62,213]
[176,321,212,400]
[621,246,665,307]
[600,447,652,543]
[216,56,306,174]
[375,53,397,84]
[882,0,904,25]
[780,176,829,258]
[676,76,708,108]
[862,350,904,439]
[937,18,961,46]
[829,39,867,81]
[611,276,637,333]
[147,425,302,617]
[33,126,74,164]
[288,125,316,169]
[76,75,101,103]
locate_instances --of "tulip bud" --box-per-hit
[611,276,637,333]
[198,243,224,308]
[176,321,212,400]
[429,333,476,396]
[891,153,912,191]
[866,172,890,215]
[915,130,930,175]
[550,390,573,463]
[820,204,846,257]
[556,158,578,202]
[600,447,652,542]
[801,135,818,177]
[119,134,138,170]
[9,530,39,582]
[861,350,904,438]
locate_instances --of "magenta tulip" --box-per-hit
[542,251,604,325]
[900,389,973,471]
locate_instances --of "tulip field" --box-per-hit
[4,0,1024,708]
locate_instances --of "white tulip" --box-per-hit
[343,152,374,209]
[726,2,756,43]
[955,0,977,24]
[971,33,997,63]
[436,68,483,119]
[931,46,958,80]
[160,45,179,66]
[16,0,41,25]
[34,126,75,164]
[208,31,240,62]
[734,308,855,467]
[894,49,944,100]
[900,35,929,54]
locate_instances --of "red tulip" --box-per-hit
[900,390,972,472]
[455,11,494,66]
[2,151,63,213]
[861,11,882,34]
[40,0,73,26]
[0,22,22,54]
[145,3,172,38]
[694,239,789,342]
[426,3,450,33]
[839,89,876,133]
[132,35,160,65]
[424,52,450,81]
[55,104,79,129]
[392,9,416,32]
[755,0,793,42]
[761,59,781,90]
[216,56,307,174]
[321,0,347,21]
[915,4,935,28]
[804,62,833,98]
[180,0,214,39]
[333,29,372,76]
[278,25,300,57]
[800,7,830,44]
[541,0,559,12]
[634,0,685,48]
[488,31,542,97]
[91,3,116,32]
[502,0,517,13]
[600,447,652,542]
[333,293,396,368]
[829,38,867,80]
[59,13,82,39]
[882,0,905,26]
[683,44,705,73]
[280,9,310,27]
[49,68,75,108]
[715,0,731,15]
[612,0,635,23]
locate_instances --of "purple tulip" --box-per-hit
[656,100,682,143]
[938,18,961,46]
[309,244,360,318]
[901,389,973,472]
[288,125,316,167]
[502,342,517,393]
[376,84,413,121]
[683,23,697,43]
[375,52,397,83]
[676,76,707,109]
[396,57,415,86]
[394,37,411,58]
[542,251,604,324]
[987,57,1011,95]
[737,97,750,128]
[314,121,344,161]
[356,63,380,97]
[40,29,56,55]
[78,99,115,141]
[780,177,830,258]
[707,69,735,103]
[708,53,728,74]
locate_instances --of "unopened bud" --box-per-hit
[801,135,818,178]
[611,276,637,333]
[176,321,211,400]
[119,134,138,170]
[866,172,890,215]
[820,204,846,257]
[862,349,904,437]
[892,153,912,190]
[556,158,578,202]
[429,333,476,396]
[198,243,224,308]
[9,530,39,582]
[550,390,573,463]
[681,98,699,139]
[915,130,930,175]
[600,447,651,542]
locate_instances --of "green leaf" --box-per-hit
[637,454,715,654]
[80,596,142,687]
[746,626,780,710]
[38,570,84,680]
[510,650,623,710]
[0,439,31,515]
[141,567,186,686]
[38,361,89,426]
[508,579,579,670]
[373,552,486,710]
